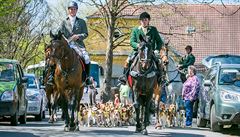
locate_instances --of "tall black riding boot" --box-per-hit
[85,63,91,85]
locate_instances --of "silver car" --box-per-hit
[197,63,240,132]
[25,73,47,121]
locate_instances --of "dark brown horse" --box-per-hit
[153,42,169,129]
[43,45,59,123]
[129,35,157,135]
[49,30,84,131]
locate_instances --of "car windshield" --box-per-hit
[27,76,37,89]
[0,62,15,82]
[219,68,240,86]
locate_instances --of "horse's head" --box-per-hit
[160,40,169,66]
[49,30,68,61]
[137,35,153,71]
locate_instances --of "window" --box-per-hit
[205,66,217,80]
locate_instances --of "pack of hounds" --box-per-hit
[78,100,186,129]
[79,102,135,127]
[157,102,186,129]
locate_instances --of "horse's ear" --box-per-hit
[50,30,54,39]
[57,30,63,39]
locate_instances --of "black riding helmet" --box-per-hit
[185,45,192,52]
[139,12,151,20]
[68,1,78,9]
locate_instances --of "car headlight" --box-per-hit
[1,91,14,101]
[27,93,41,101]
[220,91,240,102]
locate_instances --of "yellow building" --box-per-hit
[85,12,139,66]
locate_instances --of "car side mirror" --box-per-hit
[21,77,28,83]
[203,80,212,87]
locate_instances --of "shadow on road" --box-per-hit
[79,128,205,137]
[0,117,64,127]
[219,128,240,136]
[0,131,39,137]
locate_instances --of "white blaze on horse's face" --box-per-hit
[144,47,148,61]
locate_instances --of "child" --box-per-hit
[114,94,120,108]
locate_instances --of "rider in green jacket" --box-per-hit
[123,12,164,77]
[178,45,195,82]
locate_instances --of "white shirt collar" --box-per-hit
[68,15,76,21]
[68,15,76,29]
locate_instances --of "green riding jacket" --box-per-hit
[179,53,196,69]
[130,26,164,52]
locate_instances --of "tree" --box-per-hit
[0,0,51,68]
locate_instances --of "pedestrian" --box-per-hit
[178,45,195,82]
[47,1,91,85]
[88,77,97,106]
[182,65,200,127]
[114,93,120,108]
[119,79,130,105]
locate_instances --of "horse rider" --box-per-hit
[47,1,91,85]
[122,11,164,78]
[177,45,195,83]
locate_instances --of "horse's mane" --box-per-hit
[167,56,177,68]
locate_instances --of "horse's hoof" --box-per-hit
[135,127,142,133]
[74,125,80,131]
[48,119,53,123]
[64,126,70,132]
[142,129,148,135]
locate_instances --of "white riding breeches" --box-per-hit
[70,44,90,64]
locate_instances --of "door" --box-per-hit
[16,64,27,115]
[202,66,217,119]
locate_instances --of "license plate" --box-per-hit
[28,107,37,111]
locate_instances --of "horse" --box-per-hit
[165,56,183,110]
[49,30,84,131]
[153,42,169,129]
[43,44,59,123]
[128,35,157,135]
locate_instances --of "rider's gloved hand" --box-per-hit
[154,50,160,59]
[71,34,80,41]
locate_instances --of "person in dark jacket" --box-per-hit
[47,1,90,85]
[178,45,195,82]
[123,12,164,77]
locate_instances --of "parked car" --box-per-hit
[197,63,240,132]
[25,73,47,121]
[0,59,28,126]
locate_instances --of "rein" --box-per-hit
[166,68,182,84]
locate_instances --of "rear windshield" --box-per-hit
[27,76,38,89]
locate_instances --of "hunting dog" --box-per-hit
[166,104,177,127]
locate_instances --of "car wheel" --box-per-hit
[231,124,239,129]
[35,104,43,121]
[42,111,45,119]
[10,112,18,126]
[210,104,222,132]
[197,113,207,127]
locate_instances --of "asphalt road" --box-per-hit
[0,114,239,137]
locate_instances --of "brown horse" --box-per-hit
[43,45,59,123]
[49,30,84,131]
[153,42,169,129]
[129,35,157,135]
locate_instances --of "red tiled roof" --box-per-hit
[88,4,240,64]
